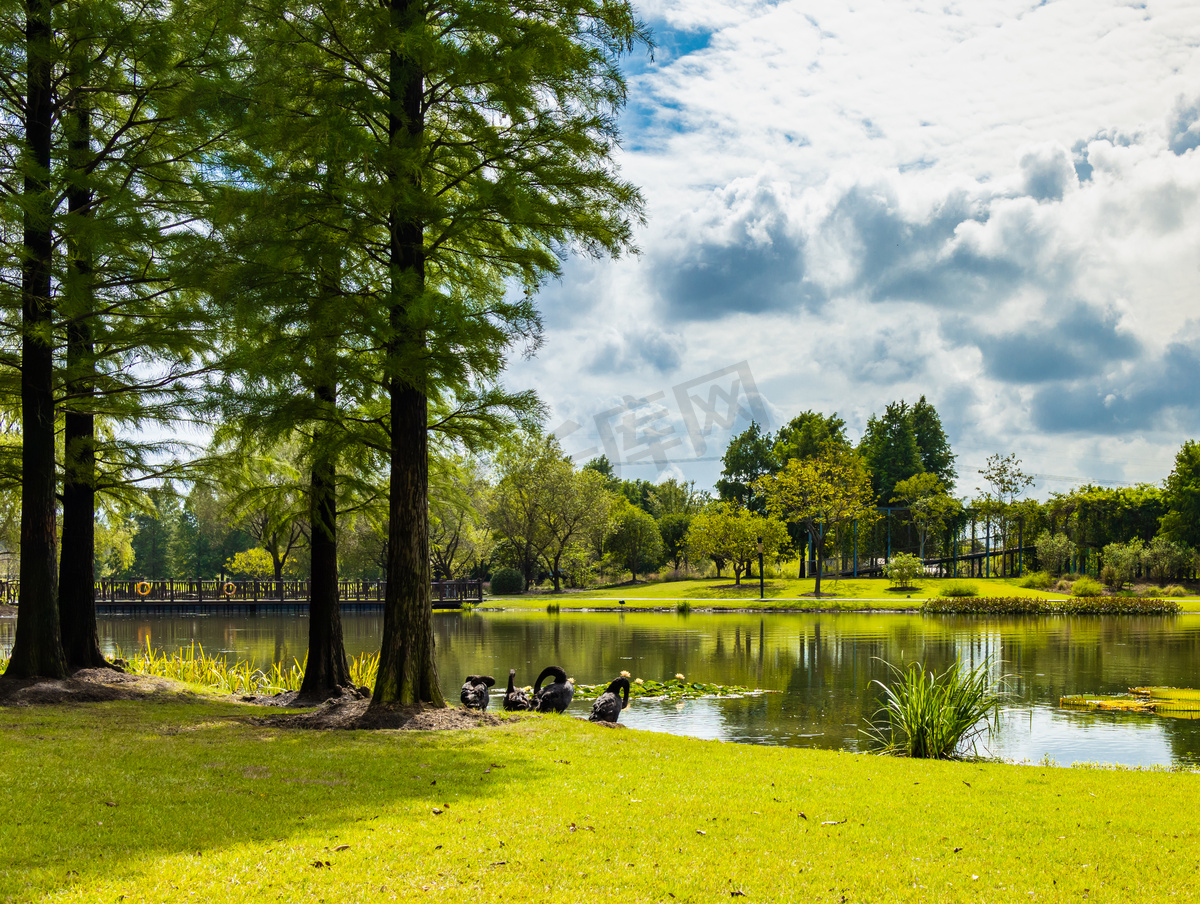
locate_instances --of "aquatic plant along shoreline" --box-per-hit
[863,657,1006,759]
[923,597,1180,615]
[101,643,381,697]
[570,673,769,701]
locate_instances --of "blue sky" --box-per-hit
[506,0,1200,499]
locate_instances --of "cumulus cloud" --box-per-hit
[1018,143,1078,202]
[584,326,686,375]
[653,175,822,321]
[1030,337,1200,435]
[957,304,1141,384]
[517,0,1200,489]
[1168,96,1200,156]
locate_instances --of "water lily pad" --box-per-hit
[1061,686,1200,718]
[572,676,770,702]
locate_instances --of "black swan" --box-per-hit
[503,669,532,711]
[532,665,574,713]
[589,676,631,723]
[460,675,495,710]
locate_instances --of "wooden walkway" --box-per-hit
[37,579,482,614]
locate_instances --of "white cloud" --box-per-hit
[512,0,1200,493]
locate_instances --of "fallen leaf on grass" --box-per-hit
[696,830,707,836]
[431,808,443,815]
[798,813,807,820]
[821,820,846,826]
[334,844,350,852]
[954,847,962,854]
[104,801,117,807]
[730,890,748,897]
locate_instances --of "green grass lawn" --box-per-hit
[1,695,1197,903]
[487,576,1070,610]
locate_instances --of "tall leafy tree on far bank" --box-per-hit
[717,421,778,513]
[909,396,956,490]
[858,401,923,505]
[892,472,960,560]
[684,503,787,585]
[773,411,849,464]
[756,446,877,597]
[1161,440,1200,548]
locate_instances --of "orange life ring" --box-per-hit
[223,582,236,597]
[134,581,151,596]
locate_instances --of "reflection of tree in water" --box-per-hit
[1156,713,1200,766]
[78,610,1200,763]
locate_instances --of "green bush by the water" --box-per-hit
[1071,575,1104,597]
[939,580,979,597]
[884,552,924,588]
[488,567,525,595]
[862,658,1005,759]
[924,596,1180,615]
[1017,570,1053,589]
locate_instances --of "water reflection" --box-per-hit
[2,610,1199,768]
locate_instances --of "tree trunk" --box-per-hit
[299,379,350,700]
[6,0,67,679]
[812,528,824,597]
[373,0,444,707]
[59,45,109,670]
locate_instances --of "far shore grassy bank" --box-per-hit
[1,691,1196,903]
[486,576,1200,611]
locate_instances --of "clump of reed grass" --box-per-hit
[939,580,979,598]
[349,651,379,689]
[1071,576,1104,597]
[863,658,1005,759]
[118,643,378,696]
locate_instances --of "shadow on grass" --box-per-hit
[0,697,551,899]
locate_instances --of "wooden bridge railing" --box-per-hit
[78,578,483,606]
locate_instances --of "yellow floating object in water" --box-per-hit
[1060,686,1200,718]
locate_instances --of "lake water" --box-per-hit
[5,609,1200,768]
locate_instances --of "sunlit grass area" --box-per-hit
[1,695,1198,902]
[488,576,1072,609]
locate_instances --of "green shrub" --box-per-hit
[1017,571,1052,589]
[884,553,924,588]
[863,658,1005,759]
[1035,530,1075,576]
[1164,584,1188,598]
[1101,540,1142,589]
[488,567,525,595]
[939,580,979,598]
[1142,536,1193,583]
[1071,576,1104,597]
